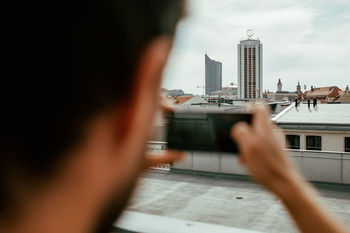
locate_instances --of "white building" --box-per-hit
[150,103,350,184]
[237,30,263,99]
[210,83,238,96]
[273,103,350,152]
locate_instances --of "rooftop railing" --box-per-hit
[147,141,350,184]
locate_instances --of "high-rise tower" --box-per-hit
[237,30,263,99]
[205,54,222,95]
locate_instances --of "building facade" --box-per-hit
[162,89,185,97]
[334,85,350,103]
[210,83,238,96]
[273,104,350,153]
[265,92,298,102]
[277,79,282,92]
[205,54,222,95]
[296,82,302,94]
[237,37,263,99]
[263,80,298,102]
[303,86,342,103]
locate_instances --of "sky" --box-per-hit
[162,0,350,95]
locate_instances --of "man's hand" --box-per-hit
[231,105,301,196]
[231,105,348,233]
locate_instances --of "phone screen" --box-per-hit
[166,112,252,153]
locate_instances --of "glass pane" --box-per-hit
[345,138,350,152]
[286,135,300,149]
[306,136,322,151]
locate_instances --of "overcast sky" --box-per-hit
[162,0,350,95]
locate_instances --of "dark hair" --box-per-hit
[1,0,184,215]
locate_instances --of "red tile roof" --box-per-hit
[305,86,342,98]
[335,86,350,103]
[171,96,193,105]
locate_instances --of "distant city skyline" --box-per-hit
[162,0,350,95]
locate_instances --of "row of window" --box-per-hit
[286,135,350,152]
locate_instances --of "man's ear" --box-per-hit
[117,37,173,156]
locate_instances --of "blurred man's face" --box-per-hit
[87,37,173,233]
[0,35,174,233]
[92,173,139,233]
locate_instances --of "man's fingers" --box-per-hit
[272,125,286,148]
[144,150,185,169]
[253,105,272,135]
[231,122,254,156]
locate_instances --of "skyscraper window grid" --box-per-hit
[237,31,263,99]
[205,54,222,95]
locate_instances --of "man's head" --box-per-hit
[1,1,184,232]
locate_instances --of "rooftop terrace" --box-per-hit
[114,171,350,233]
[273,103,350,125]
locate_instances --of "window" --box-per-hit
[345,137,350,152]
[286,135,300,149]
[306,136,322,151]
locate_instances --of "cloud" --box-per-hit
[162,0,350,94]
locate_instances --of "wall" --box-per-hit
[283,130,350,152]
[170,149,350,184]
[149,130,350,185]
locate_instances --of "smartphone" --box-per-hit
[166,111,252,153]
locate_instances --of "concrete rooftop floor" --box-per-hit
[126,170,350,233]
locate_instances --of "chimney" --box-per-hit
[311,86,314,92]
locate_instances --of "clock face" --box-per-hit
[246,29,254,38]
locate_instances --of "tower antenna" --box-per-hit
[246,29,254,39]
